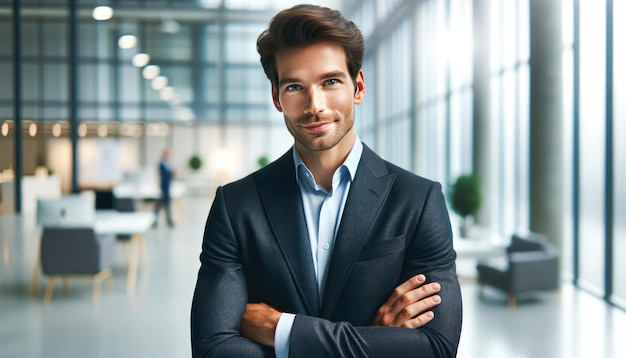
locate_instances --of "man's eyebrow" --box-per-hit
[319,71,348,81]
[278,77,300,87]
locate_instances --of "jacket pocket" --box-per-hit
[357,235,406,262]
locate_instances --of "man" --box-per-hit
[154,148,174,227]
[191,4,462,357]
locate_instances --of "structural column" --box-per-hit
[13,0,23,213]
[472,0,493,228]
[529,0,563,249]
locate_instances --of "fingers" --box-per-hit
[372,275,442,327]
[379,274,426,311]
[399,294,441,328]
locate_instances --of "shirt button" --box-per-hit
[323,243,329,250]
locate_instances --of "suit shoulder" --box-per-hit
[382,160,439,190]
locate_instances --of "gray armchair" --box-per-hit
[40,227,115,303]
[476,232,559,307]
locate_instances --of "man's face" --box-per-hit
[272,41,365,154]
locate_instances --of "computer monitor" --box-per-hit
[36,195,96,228]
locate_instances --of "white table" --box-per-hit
[454,235,507,279]
[30,211,155,297]
[112,181,186,200]
[94,211,155,295]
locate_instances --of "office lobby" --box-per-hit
[1,0,626,357]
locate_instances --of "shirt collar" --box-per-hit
[293,134,363,184]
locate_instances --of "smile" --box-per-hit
[302,122,332,132]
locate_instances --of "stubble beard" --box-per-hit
[287,112,354,153]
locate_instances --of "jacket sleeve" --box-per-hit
[288,182,463,357]
[190,187,273,358]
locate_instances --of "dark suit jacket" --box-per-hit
[191,144,462,357]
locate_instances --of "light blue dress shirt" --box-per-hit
[274,138,363,358]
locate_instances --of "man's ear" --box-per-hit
[353,70,366,104]
[271,84,282,112]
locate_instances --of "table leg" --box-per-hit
[126,233,141,295]
[29,235,42,296]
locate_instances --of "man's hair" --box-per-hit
[256,4,364,87]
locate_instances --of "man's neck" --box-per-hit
[297,133,355,191]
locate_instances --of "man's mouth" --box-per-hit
[302,122,332,132]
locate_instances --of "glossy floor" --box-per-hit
[1,194,625,358]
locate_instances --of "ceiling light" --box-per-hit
[28,123,37,137]
[78,123,87,138]
[167,95,183,107]
[97,124,108,138]
[142,65,160,80]
[92,6,113,21]
[161,19,180,34]
[52,123,62,137]
[132,53,150,67]
[151,76,168,90]
[118,35,137,49]
[1,122,8,136]
[159,86,175,101]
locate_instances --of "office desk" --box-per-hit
[112,181,186,200]
[113,182,186,222]
[94,211,155,295]
[30,211,155,298]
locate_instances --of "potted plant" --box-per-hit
[188,154,202,172]
[449,174,482,237]
[34,153,49,177]
[257,155,269,167]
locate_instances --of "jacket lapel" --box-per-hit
[320,145,396,318]
[255,150,320,315]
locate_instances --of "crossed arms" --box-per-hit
[191,182,462,357]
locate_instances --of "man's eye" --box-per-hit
[324,79,339,86]
[286,84,302,91]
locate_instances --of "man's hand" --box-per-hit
[241,302,282,347]
[372,274,441,328]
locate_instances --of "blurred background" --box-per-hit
[0,0,625,357]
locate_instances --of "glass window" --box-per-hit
[162,66,193,103]
[78,22,98,59]
[0,64,13,100]
[223,65,273,122]
[43,63,68,102]
[612,0,626,308]
[42,22,67,57]
[97,63,113,103]
[204,66,220,103]
[146,24,192,61]
[561,0,575,282]
[449,90,473,178]
[79,63,99,102]
[449,0,473,88]
[22,22,40,57]
[119,64,141,104]
[42,104,67,121]
[225,23,265,63]
[577,0,606,295]
[203,23,221,63]
[488,0,531,238]
[0,22,12,56]
[22,62,40,102]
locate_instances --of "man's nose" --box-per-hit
[304,86,327,115]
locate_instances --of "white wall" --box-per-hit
[43,122,293,194]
